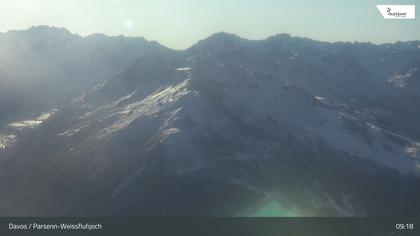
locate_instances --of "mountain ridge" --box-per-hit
[0,26,420,217]
[2,25,420,50]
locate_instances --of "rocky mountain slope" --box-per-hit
[0,31,419,216]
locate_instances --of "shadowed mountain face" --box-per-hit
[0,30,420,216]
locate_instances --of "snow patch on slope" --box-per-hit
[388,68,418,88]
[9,109,58,129]
[312,110,420,175]
[175,67,192,71]
[97,79,192,139]
[0,134,16,149]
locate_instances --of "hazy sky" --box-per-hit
[0,0,419,49]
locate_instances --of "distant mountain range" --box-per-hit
[0,26,419,216]
[0,26,170,126]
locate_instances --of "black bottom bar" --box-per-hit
[1,217,419,236]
